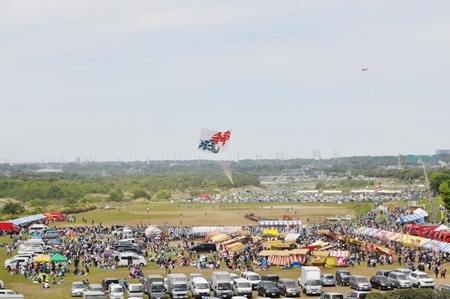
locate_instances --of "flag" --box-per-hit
[362,68,369,71]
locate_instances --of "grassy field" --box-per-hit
[3,200,440,299]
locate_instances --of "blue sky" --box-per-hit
[1,1,449,163]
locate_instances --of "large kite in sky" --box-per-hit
[198,128,232,154]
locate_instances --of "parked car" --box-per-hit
[349,276,371,291]
[409,271,435,288]
[344,291,368,299]
[257,281,280,298]
[319,292,344,299]
[43,230,59,238]
[108,283,125,299]
[71,281,86,297]
[0,290,16,295]
[436,284,450,292]
[321,274,336,286]
[336,270,351,286]
[261,275,279,283]
[387,272,412,289]
[277,279,300,297]
[101,278,119,292]
[375,270,392,277]
[369,275,394,290]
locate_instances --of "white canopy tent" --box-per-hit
[145,226,162,236]
[413,208,429,217]
[284,233,301,242]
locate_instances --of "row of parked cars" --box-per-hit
[317,268,438,299]
[71,278,144,299]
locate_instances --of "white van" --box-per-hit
[118,254,147,267]
[108,283,124,299]
[232,278,252,298]
[28,224,48,233]
[19,239,45,251]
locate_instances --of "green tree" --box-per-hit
[429,169,450,195]
[1,202,25,215]
[439,180,450,209]
[109,189,124,202]
[132,189,151,200]
[155,189,171,200]
[315,181,326,190]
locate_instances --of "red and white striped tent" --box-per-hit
[258,249,308,266]
[329,250,349,267]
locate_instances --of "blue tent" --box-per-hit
[395,213,424,223]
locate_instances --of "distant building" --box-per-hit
[436,149,450,155]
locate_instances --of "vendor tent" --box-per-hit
[413,208,429,217]
[258,220,301,226]
[328,251,348,267]
[284,233,301,242]
[434,225,449,231]
[145,226,162,236]
[11,214,46,226]
[396,213,424,223]
[51,253,67,263]
[34,254,51,263]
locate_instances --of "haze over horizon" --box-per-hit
[1,1,449,163]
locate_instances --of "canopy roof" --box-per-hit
[284,233,301,242]
[396,213,424,223]
[12,214,46,226]
[413,208,429,217]
[258,220,301,226]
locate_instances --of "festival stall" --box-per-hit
[258,220,302,226]
[258,249,307,266]
[327,250,348,267]
[395,213,424,223]
[310,251,329,266]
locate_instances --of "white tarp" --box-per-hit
[145,226,162,236]
[191,226,242,234]
[284,233,301,242]
[413,208,429,217]
[434,224,449,231]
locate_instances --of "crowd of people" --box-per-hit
[1,200,449,291]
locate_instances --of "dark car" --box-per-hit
[191,243,216,253]
[375,270,392,277]
[336,270,351,286]
[370,275,394,290]
[101,277,119,292]
[261,275,280,283]
[257,281,280,298]
[277,279,300,297]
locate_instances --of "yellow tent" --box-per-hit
[325,256,337,268]
[34,254,51,263]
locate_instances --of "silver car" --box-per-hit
[71,282,85,297]
[321,274,336,286]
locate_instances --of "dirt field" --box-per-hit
[89,202,356,227]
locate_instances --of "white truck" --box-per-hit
[299,266,322,295]
[211,271,232,299]
[167,273,188,299]
[191,277,210,299]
